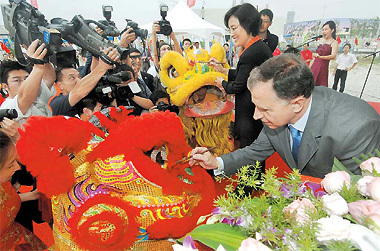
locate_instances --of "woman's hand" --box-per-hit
[313,53,320,59]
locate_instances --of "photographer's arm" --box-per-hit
[170,32,182,54]
[68,48,118,107]
[42,62,56,89]
[90,56,99,72]
[17,40,47,114]
[151,21,160,69]
[131,95,153,110]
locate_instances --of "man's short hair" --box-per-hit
[224,3,261,36]
[248,54,314,100]
[343,43,351,49]
[0,61,30,84]
[55,67,76,83]
[182,38,191,44]
[260,9,274,22]
[149,90,170,105]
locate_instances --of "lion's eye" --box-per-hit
[168,66,179,79]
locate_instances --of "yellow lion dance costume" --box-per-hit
[160,43,234,155]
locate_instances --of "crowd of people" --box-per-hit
[0,2,379,249]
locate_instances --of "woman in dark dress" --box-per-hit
[311,20,338,87]
[209,3,272,148]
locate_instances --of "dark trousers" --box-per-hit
[333,69,348,93]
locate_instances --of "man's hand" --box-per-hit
[26,39,47,67]
[189,147,219,170]
[98,47,119,71]
[152,21,160,34]
[0,118,20,142]
[120,28,136,47]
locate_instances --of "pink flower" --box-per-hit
[357,176,375,197]
[321,171,351,194]
[367,177,380,202]
[360,157,380,174]
[348,200,380,229]
[283,198,316,224]
[238,238,272,251]
[368,214,380,235]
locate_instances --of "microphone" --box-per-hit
[312,35,323,39]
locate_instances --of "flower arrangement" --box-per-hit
[175,150,380,251]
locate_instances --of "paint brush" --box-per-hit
[176,146,218,164]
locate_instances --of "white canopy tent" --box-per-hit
[141,0,225,50]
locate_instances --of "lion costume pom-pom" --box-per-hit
[16,116,104,197]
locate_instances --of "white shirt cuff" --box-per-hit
[213,157,225,176]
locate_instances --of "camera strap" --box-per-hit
[26,55,45,65]
[100,52,116,65]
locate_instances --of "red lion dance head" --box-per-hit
[16,110,216,250]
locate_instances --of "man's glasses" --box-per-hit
[130,55,142,59]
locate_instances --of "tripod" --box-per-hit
[359,51,380,99]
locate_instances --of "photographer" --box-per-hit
[114,62,153,116]
[50,47,118,117]
[148,89,176,114]
[129,47,155,93]
[148,21,182,79]
[0,39,56,125]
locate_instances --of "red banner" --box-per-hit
[187,0,196,8]
[30,0,38,8]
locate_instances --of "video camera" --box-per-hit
[0,109,18,121]
[1,0,128,67]
[125,19,148,40]
[157,4,172,36]
[93,64,143,106]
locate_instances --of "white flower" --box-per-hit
[357,176,375,197]
[321,171,351,194]
[172,244,197,251]
[349,224,380,251]
[316,215,351,242]
[322,193,348,216]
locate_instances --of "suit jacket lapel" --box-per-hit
[298,91,325,172]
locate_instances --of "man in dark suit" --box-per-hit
[190,53,380,178]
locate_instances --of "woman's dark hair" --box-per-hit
[224,3,261,36]
[323,20,336,39]
[0,131,13,169]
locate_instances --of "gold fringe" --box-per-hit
[179,109,234,155]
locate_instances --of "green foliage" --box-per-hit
[324,240,357,251]
[339,182,363,203]
[180,223,247,251]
